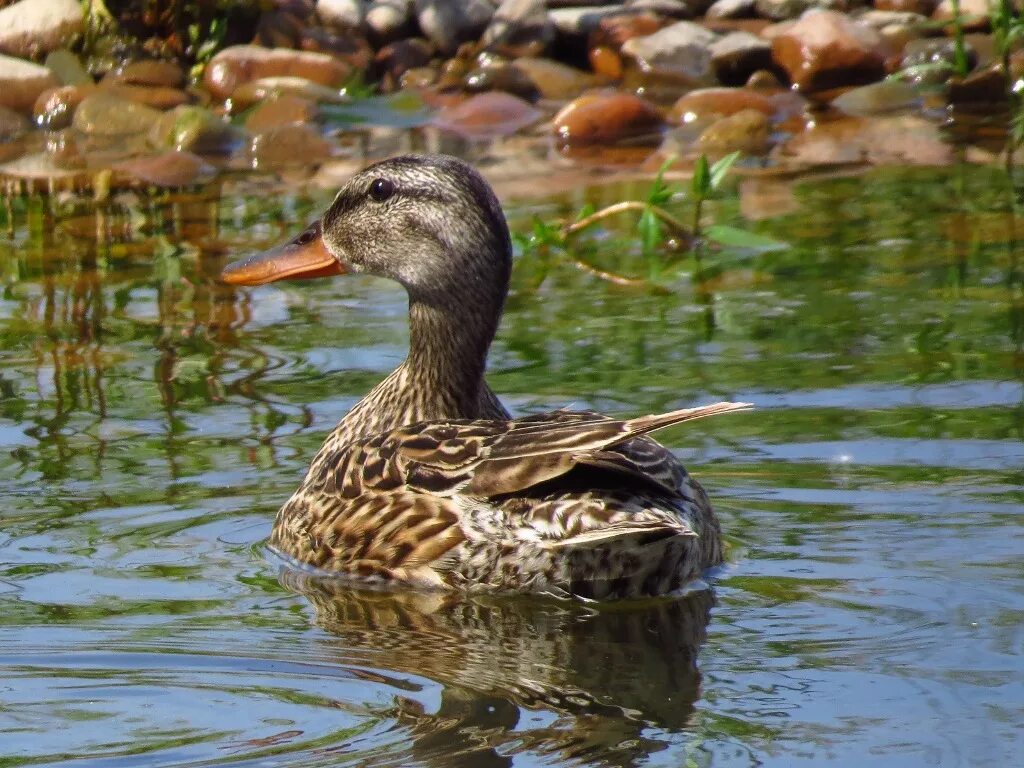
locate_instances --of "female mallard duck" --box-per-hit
[222,154,749,599]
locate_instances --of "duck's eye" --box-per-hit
[368,178,395,202]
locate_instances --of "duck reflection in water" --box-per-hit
[282,568,714,768]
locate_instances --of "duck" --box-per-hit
[221,154,749,600]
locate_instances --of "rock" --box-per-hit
[317,0,365,27]
[245,94,320,132]
[948,65,1009,106]
[299,26,374,71]
[698,108,771,154]
[589,45,624,79]
[433,91,542,138]
[628,0,700,15]
[706,0,757,19]
[592,11,667,49]
[399,66,437,88]
[149,105,242,155]
[103,83,191,110]
[771,10,887,92]
[0,105,29,141]
[375,38,434,83]
[777,113,952,166]
[113,151,217,187]
[33,83,95,129]
[366,0,416,45]
[416,0,495,55]
[511,56,602,99]
[755,0,814,21]
[552,90,664,145]
[44,49,90,86]
[858,10,930,31]
[830,79,919,115]
[246,124,332,169]
[481,0,553,57]
[669,87,775,123]
[900,37,977,86]
[709,30,773,86]
[102,59,185,88]
[204,45,353,101]
[0,53,60,114]
[620,21,717,81]
[933,0,991,32]
[0,0,83,59]
[72,92,162,137]
[876,0,936,13]
[549,5,626,38]
[229,76,351,109]
[465,60,541,101]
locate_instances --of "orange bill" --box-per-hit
[220,221,346,286]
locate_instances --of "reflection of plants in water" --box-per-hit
[513,154,784,289]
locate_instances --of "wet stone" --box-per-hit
[0,0,83,59]
[709,30,774,86]
[229,77,350,110]
[44,49,90,86]
[706,0,757,19]
[246,94,320,133]
[933,0,991,32]
[620,21,717,81]
[900,37,977,86]
[464,61,541,101]
[948,65,1010,106]
[830,79,919,116]
[482,0,554,58]
[317,0,365,28]
[102,59,185,88]
[777,113,952,166]
[552,90,664,145]
[102,83,191,111]
[113,151,217,187]
[589,46,623,79]
[511,57,602,100]
[0,105,29,141]
[33,83,95,130]
[592,12,667,49]
[149,105,242,155]
[0,54,60,114]
[72,92,162,137]
[417,0,495,55]
[876,0,936,12]
[433,91,542,139]
[698,108,771,154]
[755,0,814,21]
[549,5,627,39]
[669,87,775,124]
[366,0,416,45]
[375,38,434,83]
[204,45,353,101]
[247,123,332,169]
[771,10,887,93]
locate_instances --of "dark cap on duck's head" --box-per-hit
[222,154,513,312]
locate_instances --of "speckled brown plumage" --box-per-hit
[221,154,751,599]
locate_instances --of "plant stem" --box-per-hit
[562,201,689,238]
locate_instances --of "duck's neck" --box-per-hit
[327,294,507,447]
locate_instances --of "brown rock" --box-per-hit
[948,65,1009,106]
[245,95,319,132]
[246,123,332,169]
[0,54,60,114]
[102,59,185,88]
[698,108,771,154]
[589,46,624,79]
[375,38,434,83]
[72,92,162,137]
[481,0,554,58]
[669,87,775,124]
[433,91,542,139]
[149,105,242,155]
[592,12,667,49]
[464,61,540,101]
[771,10,887,93]
[777,113,952,166]
[229,77,350,110]
[876,0,937,13]
[933,0,991,32]
[0,0,83,59]
[204,45,353,101]
[33,83,94,129]
[113,151,217,187]
[512,57,603,99]
[102,83,191,110]
[0,104,29,141]
[552,90,664,145]
[709,30,773,86]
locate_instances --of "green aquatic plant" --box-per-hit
[514,153,785,287]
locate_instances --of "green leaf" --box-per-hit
[705,225,787,251]
[709,151,741,191]
[692,155,710,199]
[637,207,662,256]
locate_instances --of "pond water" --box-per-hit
[1,161,1022,767]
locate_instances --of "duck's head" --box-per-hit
[221,155,512,311]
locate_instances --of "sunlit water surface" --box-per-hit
[1,164,1022,767]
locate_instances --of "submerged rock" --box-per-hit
[0,54,60,114]
[33,83,95,130]
[0,0,83,59]
[72,92,162,137]
[204,45,353,101]
[113,151,217,187]
[149,105,242,155]
[247,124,333,169]
[0,105,30,141]
[44,49,90,86]
[102,59,185,89]
[433,91,542,139]
[553,90,664,145]
[698,108,771,155]
[511,57,602,100]
[669,87,775,124]
[245,95,320,132]
[831,79,920,116]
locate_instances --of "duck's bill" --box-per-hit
[220,221,346,286]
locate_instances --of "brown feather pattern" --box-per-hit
[228,154,751,599]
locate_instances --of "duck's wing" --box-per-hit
[274,402,749,582]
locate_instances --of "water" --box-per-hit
[1,163,1022,767]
